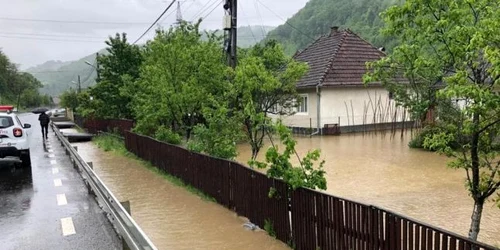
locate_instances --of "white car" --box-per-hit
[0,106,31,168]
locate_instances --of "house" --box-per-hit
[277,27,410,134]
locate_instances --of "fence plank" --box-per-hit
[113,128,500,250]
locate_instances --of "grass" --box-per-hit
[92,135,216,202]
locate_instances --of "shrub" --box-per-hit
[154,125,182,145]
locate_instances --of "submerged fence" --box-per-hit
[121,131,496,250]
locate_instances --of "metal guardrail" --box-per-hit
[51,123,157,250]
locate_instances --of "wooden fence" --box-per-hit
[121,131,497,250]
[74,115,134,136]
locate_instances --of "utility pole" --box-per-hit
[77,75,81,93]
[95,52,100,82]
[223,0,237,68]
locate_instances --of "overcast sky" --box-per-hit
[0,0,309,69]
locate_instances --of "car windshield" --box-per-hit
[0,116,14,128]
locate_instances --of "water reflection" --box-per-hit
[236,132,500,246]
[0,166,34,219]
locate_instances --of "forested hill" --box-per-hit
[27,49,106,96]
[265,0,399,55]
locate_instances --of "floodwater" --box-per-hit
[237,132,500,247]
[72,139,289,250]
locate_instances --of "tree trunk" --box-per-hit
[251,145,259,160]
[468,198,484,241]
[16,92,21,110]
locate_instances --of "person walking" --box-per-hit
[38,112,50,140]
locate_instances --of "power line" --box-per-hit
[238,1,258,44]
[202,0,223,20]
[190,0,215,21]
[0,35,104,43]
[0,31,105,39]
[191,0,219,22]
[254,1,267,38]
[0,17,151,25]
[133,0,177,44]
[255,0,315,42]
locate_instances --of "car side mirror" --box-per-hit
[23,123,31,129]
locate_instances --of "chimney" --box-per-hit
[330,26,339,35]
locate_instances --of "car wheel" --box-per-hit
[20,150,31,168]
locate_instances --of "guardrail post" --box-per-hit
[120,201,131,215]
[87,162,93,170]
[121,200,131,250]
[73,146,78,151]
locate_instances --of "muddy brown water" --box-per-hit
[72,139,289,250]
[237,132,500,247]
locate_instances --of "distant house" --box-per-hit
[276,27,410,134]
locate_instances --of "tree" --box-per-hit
[0,50,48,108]
[232,40,308,159]
[131,21,228,141]
[83,33,143,119]
[60,89,80,112]
[250,120,327,193]
[366,0,500,240]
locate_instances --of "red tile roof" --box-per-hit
[293,27,385,88]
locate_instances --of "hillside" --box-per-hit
[265,0,399,55]
[29,25,274,96]
[30,49,106,96]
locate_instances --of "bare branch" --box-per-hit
[478,118,500,134]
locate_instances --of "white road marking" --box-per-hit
[48,154,55,158]
[60,217,76,236]
[56,194,67,206]
[48,149,54,153]
[54,179,62,187]
[50,160,57,165]
[52,168,59,174]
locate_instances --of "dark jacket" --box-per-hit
[39,113,50,126]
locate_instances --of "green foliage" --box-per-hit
[81,33,143,119]
[265,0,399,56]
[59,89,80,111]
[30,25,270,96]
[131,21,228,140]
[154,125,182,145]
[232,40,308,159]
[0,50,52,108]
[187,103,243,160]
[250,121,327,191]
[367,0,500,240]
[263,219,277,238]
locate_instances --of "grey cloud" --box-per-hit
[0,0,308,68]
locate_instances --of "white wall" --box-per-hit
[269,89,319,129]
[278,86,410,128]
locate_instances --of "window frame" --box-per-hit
[296,94,309,114]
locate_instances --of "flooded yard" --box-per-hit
[237,132,500,247]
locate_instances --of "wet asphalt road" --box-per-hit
[0,114,121,250]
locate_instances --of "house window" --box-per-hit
[297,94,308,113]
[269,103,279,114]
